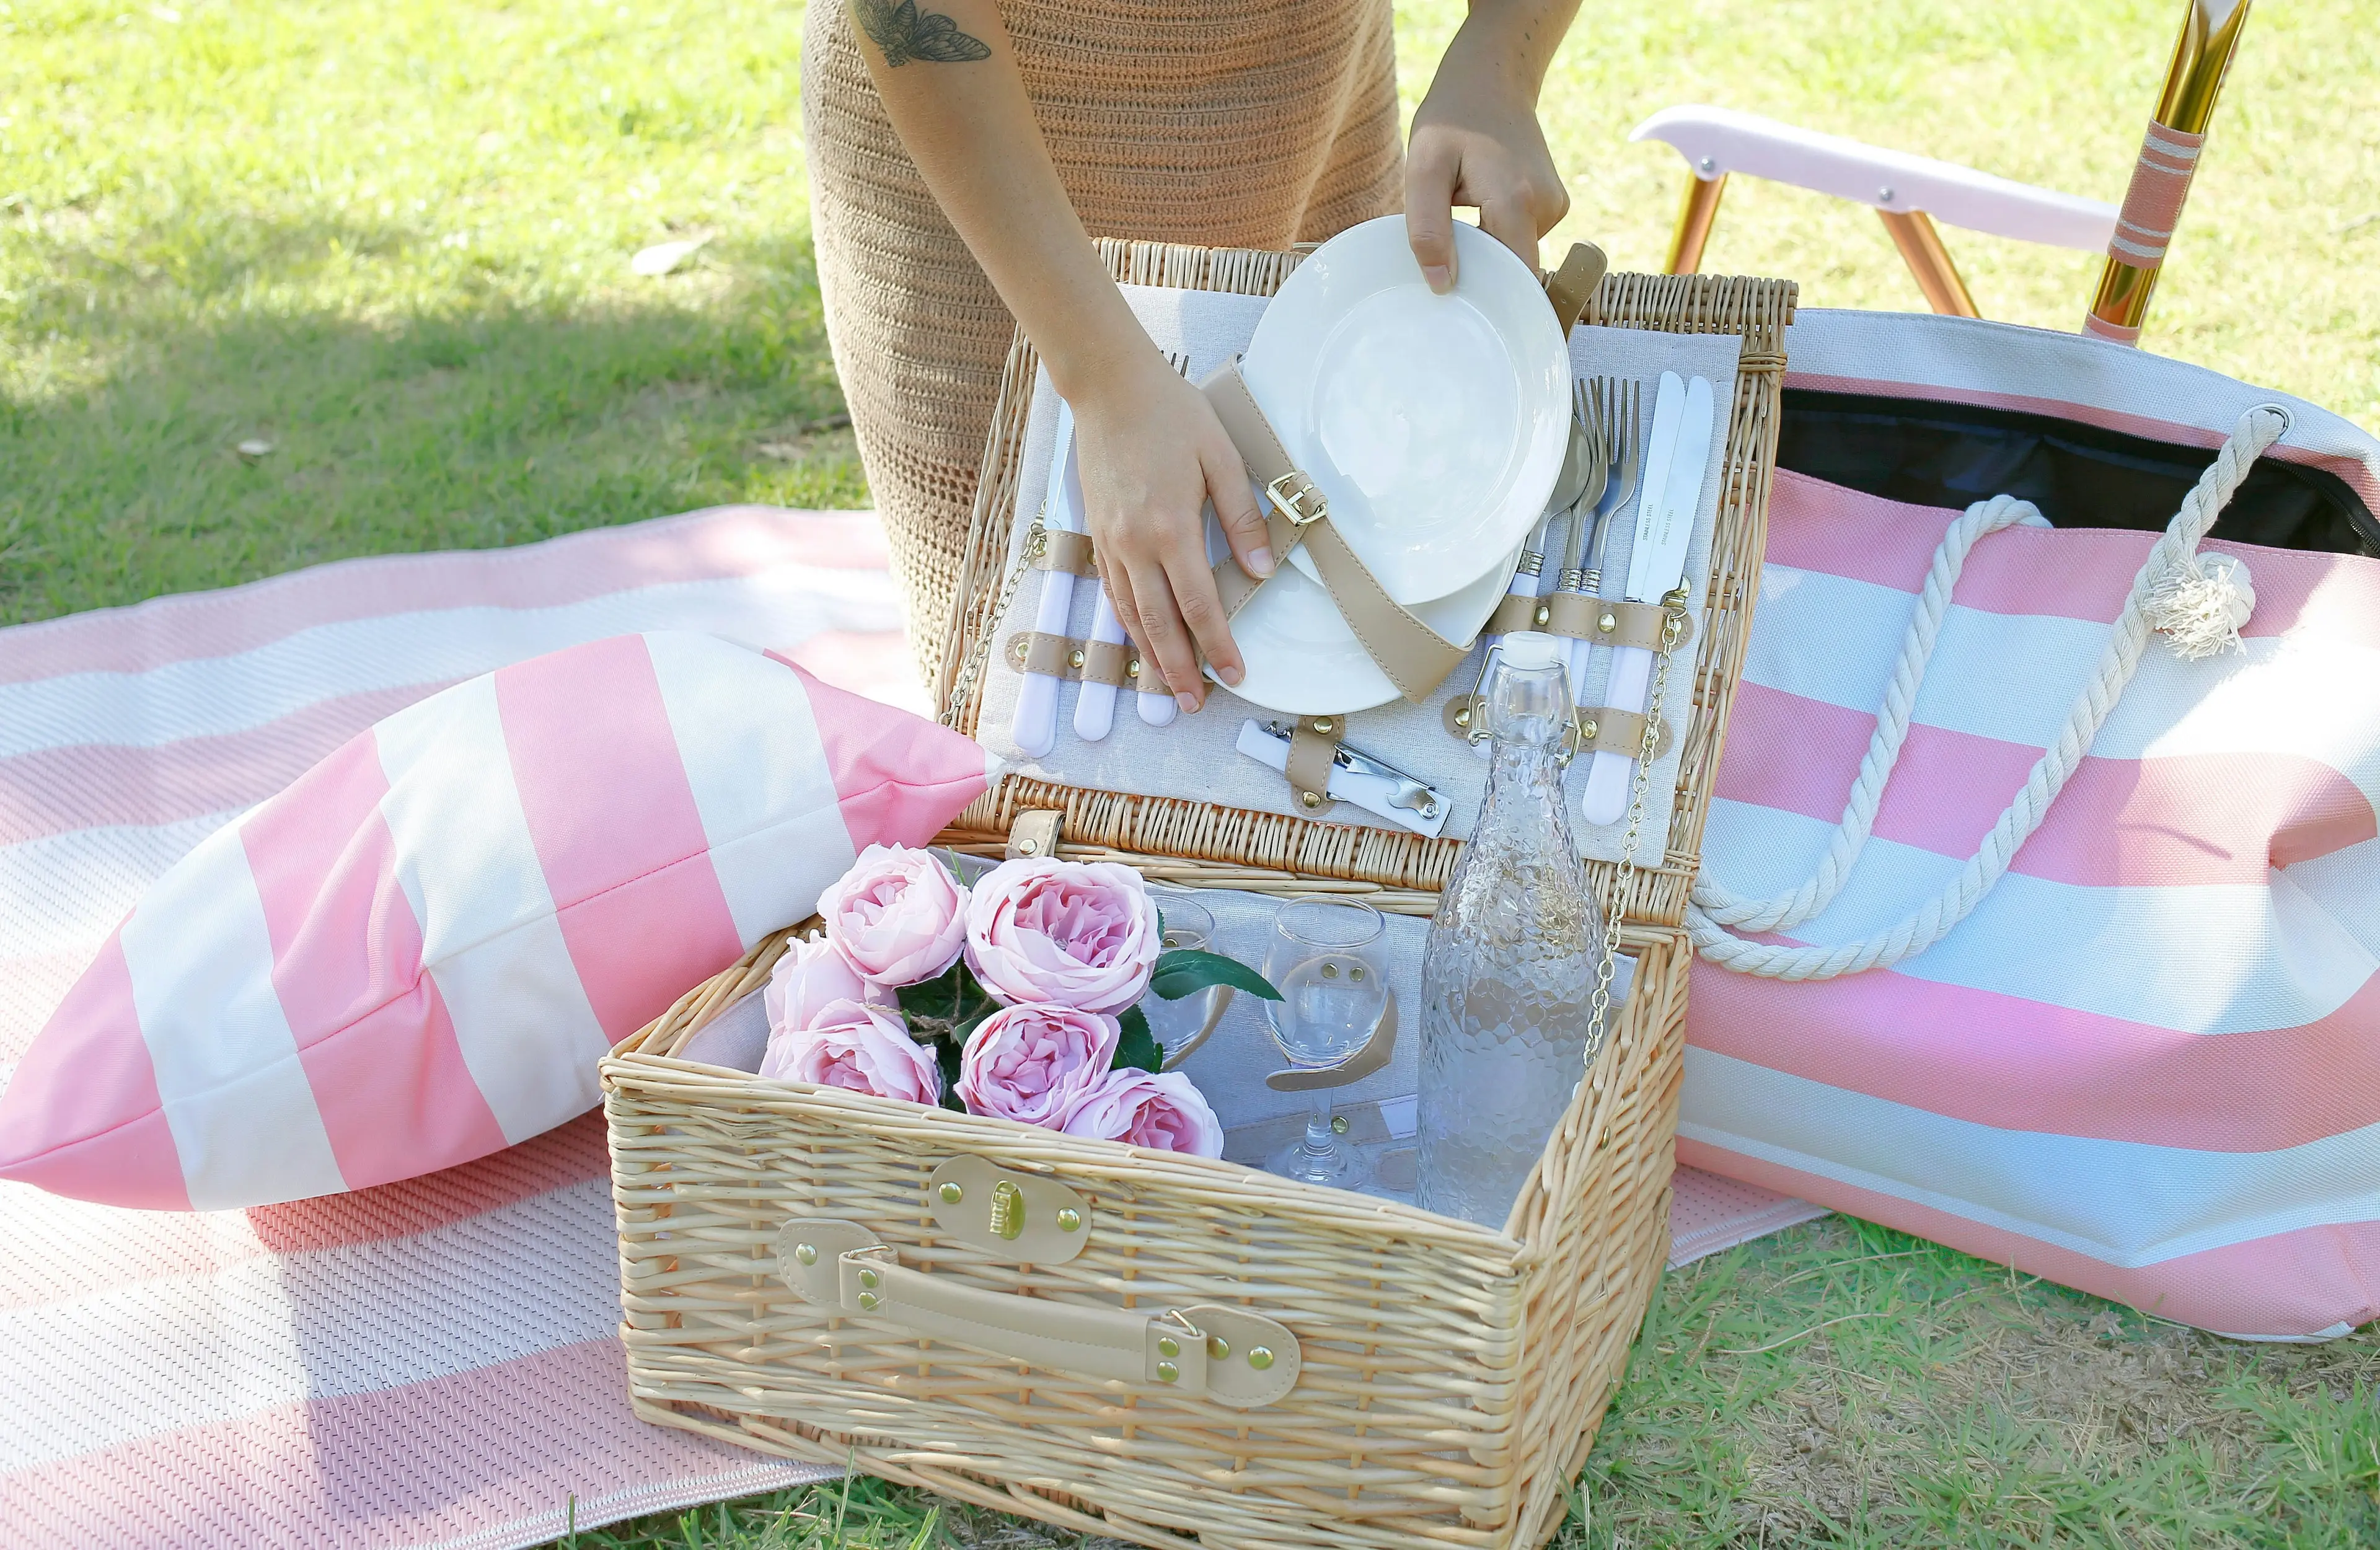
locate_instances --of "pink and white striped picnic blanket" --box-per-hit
[0,507,1815,1549]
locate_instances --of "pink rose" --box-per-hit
[818,844,969,987]
[762,935,891,1038]
[964,858,1161,1014]
[956,1003,1121,1127]
[759,998,941,1104]
[1057,1070,1224,1158]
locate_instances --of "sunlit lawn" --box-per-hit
[6,0,2378,1544]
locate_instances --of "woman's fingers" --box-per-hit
[1201,419,1273,584]
[1403,136,1462,294]
[1127,557,1208,713]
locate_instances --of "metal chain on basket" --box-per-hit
[1579,583,1691,1077]
[941,511,1044,729]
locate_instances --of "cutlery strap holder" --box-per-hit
[1003,630,1145,688]
[1284,715,1341,814]
[1484,593,1695,653]
[1196,360,1471,703]
[1441,695,1675,760]
[1028,528,1100,578]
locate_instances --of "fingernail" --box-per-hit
[1423,264,1452,294]
[1247,545,1274,578]
[1219,664,1244,687]
[1175,691,1200,715]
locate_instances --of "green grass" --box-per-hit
[6,0,2378,1544]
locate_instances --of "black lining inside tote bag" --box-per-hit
[1777,389,2380,559]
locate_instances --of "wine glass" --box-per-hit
[1142,889,1219,1059]
[1263,897,1386,1189]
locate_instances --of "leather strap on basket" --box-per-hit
[1198,361,1469,703]
[1285,716,1340,814]
[1004,630,1144,688]
[1483,593,1695,652]
[1029,527,1098,578]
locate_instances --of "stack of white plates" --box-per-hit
[1215,216,1572,715]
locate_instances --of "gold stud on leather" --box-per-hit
[858,1291,881,1312]
[1535,604,1551,626]
[1056,1207,1082,1232]
[1018,837,1039,855]
[857,1267,879,1290]
[1246,1346,1275,1371]
[1126,659,1140,679]
[1598,611,1618,633]
[1453,705,1471,728]
[1313,717,1334,734]
[1207,1335,1230,1360]
[938,1181,964,1204]
[1010,636,1028,662]
[1300,790,1321,809]
[793,1243,818,1266]
[1156,1361,1179,1384]
[1331,1114,1350,1135]
[989,1179,1026,1240]
[1067,648,1085,670]
[1320,961,1338,980]
[1158,1336,1180,1358]
[1580,716,1598,741]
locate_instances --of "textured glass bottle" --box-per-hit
[1417,632,1605,1226]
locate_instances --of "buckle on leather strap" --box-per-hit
[1266,470,1327,527]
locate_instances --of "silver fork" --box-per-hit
[1566,377,1643,702]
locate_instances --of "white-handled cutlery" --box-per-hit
[1009,400,1083,758]
[1579,370,1713,826]
[1236,720,1450,839]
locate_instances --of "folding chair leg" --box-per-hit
[1664,172,1727,275]
[2086,0,2255,342]
[1877,209,1980,318]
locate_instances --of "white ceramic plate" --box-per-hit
[1240,216,1570,605]
[1214,538,1522,716]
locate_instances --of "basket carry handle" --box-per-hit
[1688,404,2288,979]
[777,1219,1299,1409]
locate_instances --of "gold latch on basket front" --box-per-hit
[927,1155,1091,1263]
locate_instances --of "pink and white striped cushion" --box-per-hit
[1686,310,2380,1339]
[0,630,997,1211]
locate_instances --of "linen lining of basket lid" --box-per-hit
[932,239,1795,936]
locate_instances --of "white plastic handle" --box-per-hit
[1074,586,1126,741]
[1010,406,1081,759]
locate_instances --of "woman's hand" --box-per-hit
[1070,351,1274,712]
[1406,1,1584,289]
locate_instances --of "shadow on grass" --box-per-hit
[0,216,868,626]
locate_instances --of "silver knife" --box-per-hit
[1579,371,1713,826]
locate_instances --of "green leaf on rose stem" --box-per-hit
[1148,948,1282,1002]
[1113,1005,1163,1073]
[895,964,966,1021]
[934,1034,966,1112]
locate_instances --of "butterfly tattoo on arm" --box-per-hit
[853,0,992,65]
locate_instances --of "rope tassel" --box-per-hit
[1691,403,2292,980]
[2143,550,2255,659]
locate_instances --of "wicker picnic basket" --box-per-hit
[601,242,1794,1549]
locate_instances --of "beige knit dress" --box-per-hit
[801,0,1404,687]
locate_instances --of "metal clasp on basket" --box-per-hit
[1266,470,1327,526]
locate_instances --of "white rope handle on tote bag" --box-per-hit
[1690,403,2291,980]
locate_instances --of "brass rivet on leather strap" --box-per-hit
[1330,1114,1350,1135]
[1300,790,1321,809]
[938,1181,963,1204]
[858,1267,879,1290]
[858,1291,881,1312]
[1125,660,1140,679]
[1010,636,1028,662]
[1207,1335,1230,1360]
[1018,837,1039,855]
[1453,705,1471,727]
[1158,1336,1180,1358]
[792,1242,817,1266]
[1313,718,1334,734]
[989,1179,1026,1240]
[1599,612,1618,633]
[1056,1207,1082,1232]
[1068,648,1085,669]
[1156,1361,1179,1384]
[1580,717,1599,741]
[1321,962,1338,980]
[1247,1346,1275,1371]
[1535,604,1551,626]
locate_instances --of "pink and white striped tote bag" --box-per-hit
[0,630,998,1212]
[1686,311,2380,1341]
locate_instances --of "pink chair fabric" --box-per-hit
[1686,310,2380,1339]
[0,631,997,1211]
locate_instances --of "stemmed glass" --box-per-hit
[1263,897,1386,1189]
[1142,889,1220,1059]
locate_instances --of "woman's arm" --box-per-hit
[844,0,1270,711]
[1407,0,1587,288]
